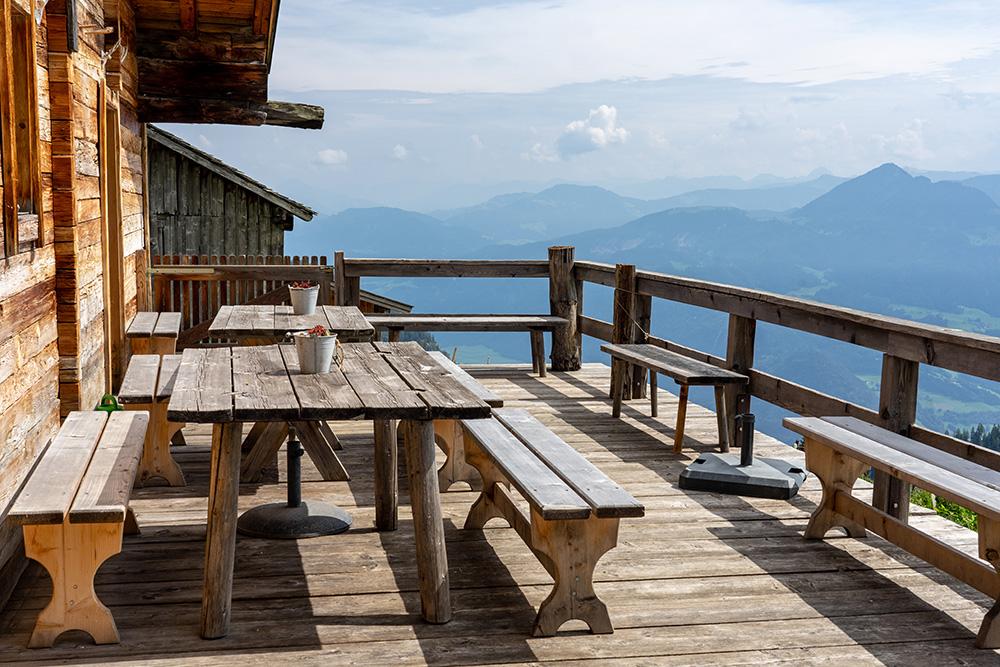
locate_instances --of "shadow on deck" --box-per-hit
[0,363,996,665]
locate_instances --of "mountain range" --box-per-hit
[287,163,1000,441]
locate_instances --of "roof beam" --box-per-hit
[261,101,324,129]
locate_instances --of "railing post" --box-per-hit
[610,264,636,399]
[873,354,919,521]
[319,266,333,305]
[334,251,360,307]
[724,315,756,446]
[548,246,580,371]
[631,289,652,398]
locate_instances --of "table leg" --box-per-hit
[201,421,242,639]
[401,419,451,623]
[374,420,398,531]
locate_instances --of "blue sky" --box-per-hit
[168,0,1000,212]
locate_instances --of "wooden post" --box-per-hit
[724,315,756,445]
[873,354,919,522]
[201,421,242,639]
[548,246,580,371]
[373,419,398,531]
[334,251,360,307]
[318,266,333,305]
[630,292,652,399]
[609,264,636,400]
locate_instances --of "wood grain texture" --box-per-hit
[69,412,149,523]
[167,347,234,423]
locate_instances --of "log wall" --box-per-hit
[0,0,147,607]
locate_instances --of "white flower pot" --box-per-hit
[289,285,319,315]
[295,333,338,374]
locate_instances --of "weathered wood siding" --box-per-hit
[147,140,290,257]
[0,0,147,606]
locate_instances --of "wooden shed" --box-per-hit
[146,126,315,257]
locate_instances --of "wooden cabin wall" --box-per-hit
[147,140,289,257]
[0,0,147,604]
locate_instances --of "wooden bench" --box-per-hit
[126,311,182,355]
[117,354,187,487]
[365,314,568,377]
[460,408,644,636]
[427,351,504,491]
[601,343,748,453]
[9,411,149,648]
[785,416,1000,649]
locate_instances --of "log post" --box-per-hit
[548,246,580,371]
[319,266,334,305]
[630,291,652,399]
[873,354,919,521]
[724,315,756,444]
[609,264,636,400]
[334,251,360,307]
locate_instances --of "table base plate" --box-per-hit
[237,501,352,539]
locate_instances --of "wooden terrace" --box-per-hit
[0,363,997,665]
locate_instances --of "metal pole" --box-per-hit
[286,426,303,508]
[737,413,755,467]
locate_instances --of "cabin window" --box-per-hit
[1,1,41,258]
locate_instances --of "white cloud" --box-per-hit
[556,105,629,159]
[470,134,484,150]
[392,144,409,160]
[272,0,1000,93]
[875,119,932,161]
[317,148,348,165]
[522,142,557,163]
[198,134,213,149]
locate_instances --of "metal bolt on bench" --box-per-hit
[679,413,807,500]
[237,425,352,539]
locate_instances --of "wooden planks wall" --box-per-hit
[146,139,289,257]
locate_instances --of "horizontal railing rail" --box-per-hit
[342,258,551,278]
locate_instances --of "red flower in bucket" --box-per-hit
[307,325,328,337]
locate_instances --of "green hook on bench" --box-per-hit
[96,394,123,413]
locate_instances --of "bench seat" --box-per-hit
[601,343,748,453]
[9,411,148,648]
[126,312,182,355]
[366,314,568,377]
[118,354,186,486]
[785,416,1000,649]
[460,408,644,636]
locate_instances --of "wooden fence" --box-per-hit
[150,255,332,347]
[334,247,1000,524]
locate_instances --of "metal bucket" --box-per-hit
[294,333,337,373]
[289,285,319,315]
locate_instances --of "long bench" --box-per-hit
[9,411,149,648]
[365,314,568,377]
[602,343,748,453]
[785,416,1000,649]
[126,311,182,355]
[460,408,644,636]
[117,354,187,487]
[428,351,504,491]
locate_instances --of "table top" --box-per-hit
[167,341,492,424]
[209,305,375,341]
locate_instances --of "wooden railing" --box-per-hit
[150,255,333,347]
[333,247,1000,523]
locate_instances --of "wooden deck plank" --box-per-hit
[2,363,997,664]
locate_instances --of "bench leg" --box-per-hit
[530,509,618,637]
[462,442,509,530]
[611,361,627,418]
[976,517,1000,648]
[649,372,658,418]
[803,442,868,539]
[23,520,124,648]
[434,419,481,492]
[124,507,141,536]
[374,420,398,531]
[673,385,689,454]
[530,331,546,377]
[132,402,186,487]
[714,385,730,453]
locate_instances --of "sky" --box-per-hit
[165,0,1000,213]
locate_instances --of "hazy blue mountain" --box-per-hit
[962,175,1000,206]
[285,207,486,258]
[434,184,665,243]
[647,174,846,212]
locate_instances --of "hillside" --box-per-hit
[648,174,845,212]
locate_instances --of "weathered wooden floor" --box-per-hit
[1,363,998,666]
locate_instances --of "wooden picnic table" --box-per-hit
[208,304,375,342]
[167,341,491,639]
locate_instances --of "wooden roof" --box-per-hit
[148,125,316,221]
[134,0,323,128]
